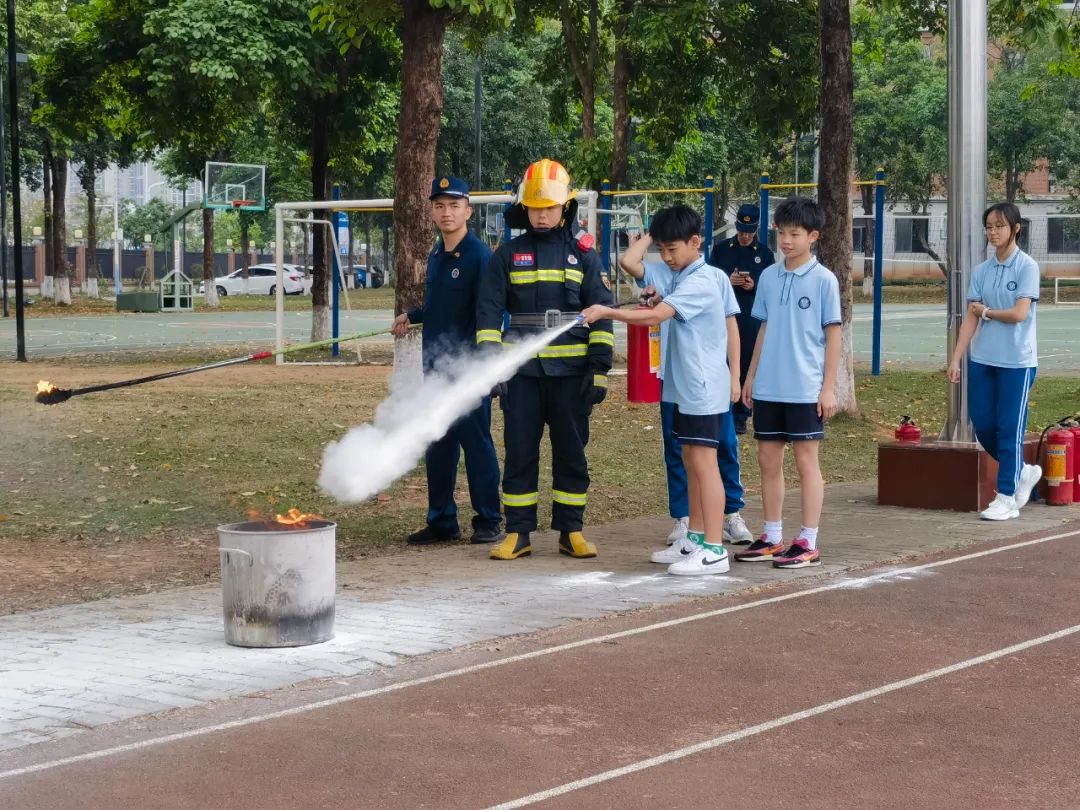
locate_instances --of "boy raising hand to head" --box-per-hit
[582,204,741,575]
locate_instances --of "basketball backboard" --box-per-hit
[205,162,267,212]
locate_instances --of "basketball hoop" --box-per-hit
[230,199,256,210]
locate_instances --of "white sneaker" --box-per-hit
[651,534,698,564]
[980,492,1019,521]
[1015,464,1042,509]
[668,543,730,576]
[723,512,753,545]
[666,516,689,546]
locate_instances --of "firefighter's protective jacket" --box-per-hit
[475,227,614,378]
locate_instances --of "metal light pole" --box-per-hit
[7,0,25,359]
[941,0,987,442]
[113,167,121,295]
[1,59,8,319]
[473,54,482,189]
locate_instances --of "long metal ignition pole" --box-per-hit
[35,292,649,406]
[34,326,414,405]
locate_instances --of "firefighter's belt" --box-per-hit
[509,311,584,329]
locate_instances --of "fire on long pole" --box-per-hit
[35,292,650,406]
[34,325,415,405]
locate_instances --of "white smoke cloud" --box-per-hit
[318,321,580,503]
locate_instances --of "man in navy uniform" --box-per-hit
[709,203,775,434]
[475,158,614,561]
[392,175,503,545]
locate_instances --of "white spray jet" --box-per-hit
[318,319,583,503]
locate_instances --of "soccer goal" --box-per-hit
[272,190,600,366]
[1053,277,1080,305]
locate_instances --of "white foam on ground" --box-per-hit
[318,321,578,503]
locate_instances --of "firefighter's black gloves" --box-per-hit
[490,381,507,400]
[581,372,608,406]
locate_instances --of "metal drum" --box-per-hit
[218,520,336,647]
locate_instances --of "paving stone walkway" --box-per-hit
[1,482,1076,753]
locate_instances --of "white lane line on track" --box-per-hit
[1,527,1077,782]
[487,622,1080,809]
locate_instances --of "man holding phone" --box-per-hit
[709,203,775,434]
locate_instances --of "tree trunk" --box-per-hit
[51,156,72,305]
[203,207,219,307]
[85,169,100,298]
[1006,156,1018,203]
[393,0,450,385]
[560,0,598,142]
[364,215,373,276]
[818,0,856,414]
[610,0,632,186]
[42,156,54,298]
[310,115,331,340]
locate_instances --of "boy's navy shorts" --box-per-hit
[752,399,824,442]
[673,406,724,447]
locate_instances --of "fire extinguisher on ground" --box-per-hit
[1039,416,1079,506]
[895,415,922,443]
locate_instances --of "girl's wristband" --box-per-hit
[980,308,991,322]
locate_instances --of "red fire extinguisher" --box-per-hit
[626,307,661,404]
[895,415,922,443]
[1042,425,1076,506]
[1072,424,1080,503]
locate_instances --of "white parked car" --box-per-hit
[200,264,307,297]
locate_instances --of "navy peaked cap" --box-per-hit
[429,175,471,200]
[735,203,760,232]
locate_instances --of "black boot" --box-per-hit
[406,526,461,546]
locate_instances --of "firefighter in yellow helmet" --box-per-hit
[476,159,614,560]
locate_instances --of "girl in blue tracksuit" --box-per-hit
[946,202,1041,521]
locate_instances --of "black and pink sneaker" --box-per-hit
[734,536,784,562]
[772,540,821,569]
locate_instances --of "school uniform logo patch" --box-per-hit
[754,256,761,263]
[451,268,460,279]
[513,253,534,266]
[798,296,812,310]
[1007,280,1017,291]
[567,254,579,265]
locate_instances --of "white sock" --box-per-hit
[764,520,783,544]
[798,527,819,549]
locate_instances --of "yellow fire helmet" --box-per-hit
[519,158,572,208]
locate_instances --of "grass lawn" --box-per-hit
[1,360,1077,612]
[3,365,1077,540]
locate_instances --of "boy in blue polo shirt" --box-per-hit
[737,196,840,569]
[582,204,741,575]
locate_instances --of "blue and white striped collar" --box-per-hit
[992,247,1021,269]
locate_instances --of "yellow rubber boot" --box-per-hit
[558,531,597,558]
[489,532,532,560]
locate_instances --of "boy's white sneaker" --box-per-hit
[651,534,698,564]
[1015,464,1042,509]
[668,543,730,576]
[723,512,753,545]
[980,492,1019,521]
[666,516,689,545]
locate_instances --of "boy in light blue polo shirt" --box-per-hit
[738,196,841,570]
[582,204,741,576]
[946,202,1041,521]
[617,231,754,550]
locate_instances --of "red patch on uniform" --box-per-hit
[513,253,535,266]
